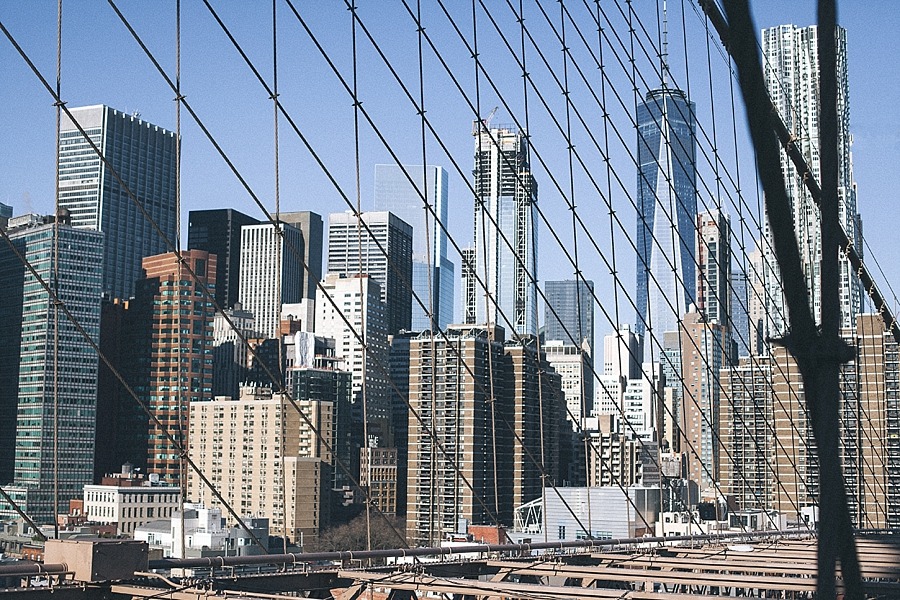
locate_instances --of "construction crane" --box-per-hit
[472,105,498,135]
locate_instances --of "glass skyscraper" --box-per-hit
[467,124,538,337]
[58,105,177,300]
[544,279,594,353]
[0,214,103,522]
[635,87,698,360]
[188,208,260,310]
[374,165,454,330]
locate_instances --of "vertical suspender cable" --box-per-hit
[470,0,502,535]
[348,1,373,556]
[558,0,585,539]
[271,0,288,555]
[52,0,62,540]
[174,0,187,558]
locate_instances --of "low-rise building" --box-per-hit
[83,465,180,536]
[134,503,268,559]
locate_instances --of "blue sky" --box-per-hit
[2,1,898,329]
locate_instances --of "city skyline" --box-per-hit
[1,3,900,573]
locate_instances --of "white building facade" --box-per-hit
[83,483,180,536]
[238,222,303,338]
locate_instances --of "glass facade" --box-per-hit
[327,211,413,335]
[544,279,595,352]
[0,219,103,522]
[58,105,177,300]
[188,209,260,310]
[635,88,698,361]
[374,165,454,331]
[469,126,538,336]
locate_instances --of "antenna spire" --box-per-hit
[661,0,669,88]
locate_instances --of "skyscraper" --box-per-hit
[0,213,103,522]
[279,211,324,301]
[327,211,413,335]
[469,124,538,337]
[544,279,595,351]
[132,251,216,482]
[375,165,455,330]
[0,202,11,229]
[695,211,731,327]
[761,24,863,336]
[544,340,594,424]
[696,210,733,362]
[58,105,177,299]
[603,324,642,380]
[635,85,698,361]
[239,222,304,338]
[188,209,260,310]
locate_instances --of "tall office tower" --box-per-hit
[190,385,345,542]
[0,214,102,522]
[470,124,538,337]
[506,338,562,509]
[316,273,390,430]
[660,331,683,451]
[695,211,731,326]
[635,83,698,361]
[132,251,215,482]
[603,324,641,380]
[544,279,595,350]
[761,25,863,335]
[280,211,324,301]
[290,367,353,492]
[621,362,665,444]
[239,222,303,339]
[58,105,177,299]
[211,305,256,399]
[545,340,594,424]
[679,307,727,490]
[406,325,512,546]
[188,209,260,310]
[93,298,128,482]
[327,211,413,336]
[375,165,455,330]
[696,210,733,364]
[719,355,774,510]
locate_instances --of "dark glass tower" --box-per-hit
[188,208,260,310]
[635,87,698,360]
[58,105,177,300]
[544,279,594,352]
